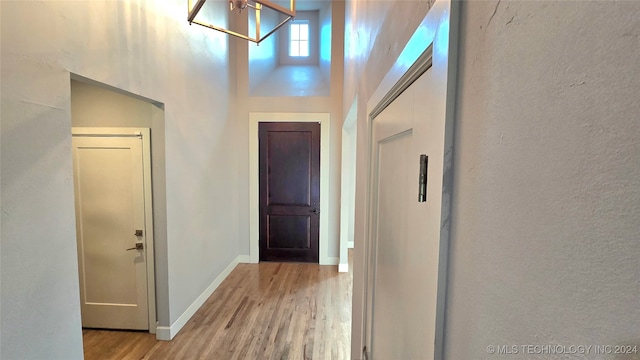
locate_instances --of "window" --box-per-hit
[278,11,318,66]
[289,21,309,57]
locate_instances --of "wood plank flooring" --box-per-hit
[83,257,352,360]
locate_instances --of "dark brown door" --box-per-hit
[259,122,320,262]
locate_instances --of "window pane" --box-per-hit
[300,41,309,57]
[300,24,309,41]
[289,21,309,57]
[291,24,300,40]
[290,42,299,57]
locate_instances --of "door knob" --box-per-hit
[135,229,143,236]
[126,242,144,251]
[310,209,320,214]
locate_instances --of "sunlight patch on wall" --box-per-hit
[434,12,450,60]
[397,26,434,69]
[320,23,332,63]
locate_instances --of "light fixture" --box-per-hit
[188,0,296,44]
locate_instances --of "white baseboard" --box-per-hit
[338,263,349,273]
[347,241,354,249]
[155,255,242,341]
[237,254,251,263]
[321,256,339,266]
[155,326,172,341]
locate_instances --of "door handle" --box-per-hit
[310,209,320,214]
[126,242,144,251]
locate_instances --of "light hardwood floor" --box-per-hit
[83,255,353,360]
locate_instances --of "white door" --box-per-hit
[72,132,149,330]
[366,47,449,358]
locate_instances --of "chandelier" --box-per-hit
[188,0,296,44]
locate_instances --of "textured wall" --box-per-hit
[1,1,239,358]
[445,1,640,358]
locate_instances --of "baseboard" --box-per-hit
[237,254,251,263]
[155,255,242,341]
[347,241,354,249]
[155,326,172,341]
[338,263,349,273]
[321,256,339,265]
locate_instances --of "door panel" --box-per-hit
[372,131,412,360]
[73,135,148,330]
[267,215,311,249]
[266,131,313,205]
[259,122,320,262]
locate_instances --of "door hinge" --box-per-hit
[418,154,428,202]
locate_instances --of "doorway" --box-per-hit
[72,128,156,331]
[70,76,169,339]
[249,113,332,264]
[259,122,321,262]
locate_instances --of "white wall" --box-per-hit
[445,1,640,358]
[319,2,332,83]
[345,0,640,359]
[1,1,240,358]
[71,80,156,127]
[248,7,280,94]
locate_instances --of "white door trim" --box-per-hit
[339,99,358,273]
[71,127,157,334]
[249,113,332,264]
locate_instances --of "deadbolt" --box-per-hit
[135,229,143,236]
[126,242,144,251]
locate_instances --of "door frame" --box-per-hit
[249,113,331,264]
[339,99,358,272]
[71,127,157,334]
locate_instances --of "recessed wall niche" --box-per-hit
[248,1,331,97]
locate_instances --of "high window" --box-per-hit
[289,21,309,57]
[278,11,318,66]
